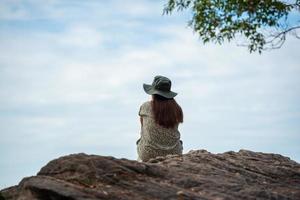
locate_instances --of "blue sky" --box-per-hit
[0,0,299,189]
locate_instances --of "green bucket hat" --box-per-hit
[143,75,177,99]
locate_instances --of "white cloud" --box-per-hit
[111,0,162,16]
[0,0,163,22]
[57,25,103,48]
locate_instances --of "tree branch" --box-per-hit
[263,25,300,50]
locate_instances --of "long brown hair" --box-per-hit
[151,94,183,128]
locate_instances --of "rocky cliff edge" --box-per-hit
[1,149,300,200]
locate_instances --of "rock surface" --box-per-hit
[1,149,300,200]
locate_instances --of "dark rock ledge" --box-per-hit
[1,149,300,200]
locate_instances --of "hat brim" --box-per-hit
[143,84,177,99]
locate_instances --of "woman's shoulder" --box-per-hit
[141,101,151,108]
[139,101,152,116]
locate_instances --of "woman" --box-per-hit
[137,75,183,162]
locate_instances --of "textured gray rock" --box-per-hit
[1,149,300,200]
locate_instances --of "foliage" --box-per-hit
[164,0,300,53]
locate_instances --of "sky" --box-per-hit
[0,0,299,189]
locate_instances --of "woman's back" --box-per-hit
[139,101,181,147]
[137,75,183,162]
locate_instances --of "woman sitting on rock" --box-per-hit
[137,75,183,162]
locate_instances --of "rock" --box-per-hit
[1,150,300,200]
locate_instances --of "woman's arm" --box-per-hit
[136,117,143,145]
[140,117,143,127]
